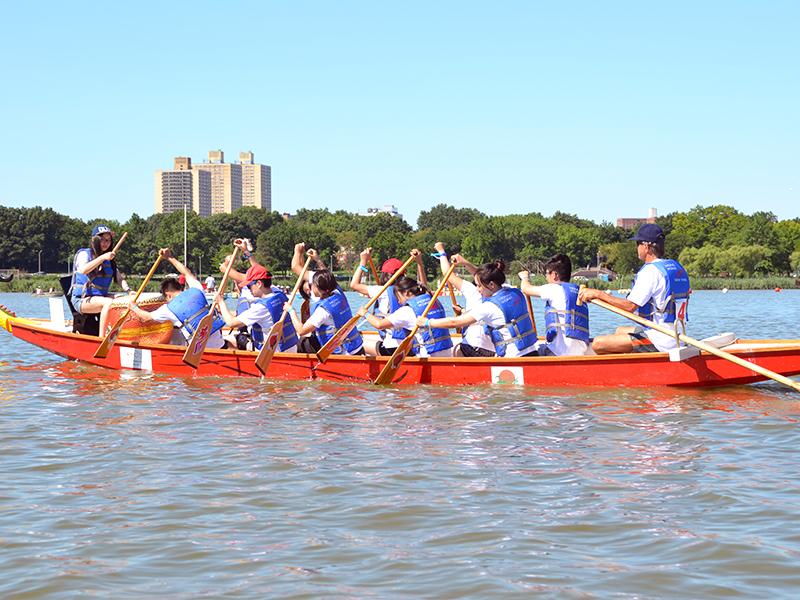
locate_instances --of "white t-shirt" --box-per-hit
[466,291,536,358]
[627,260,681,351]
[307,297,364,355]
[458,281,494,352]
[204,276,215,289]
[149,277,225,349]
[238,289,298,353]
[535,283,589,356]
[387,305,453,358]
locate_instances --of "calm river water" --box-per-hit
[1,290,799,599]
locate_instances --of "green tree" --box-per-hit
[155,210,217,276]
[715,245,767,277]
[417,204,486,231]
[352,213,413,264]
[555,223,596,268]
[671,205,748,249]
[600,241,639,276]
[790,249,800,277]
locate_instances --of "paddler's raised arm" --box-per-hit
[432,243,466,290]
[160,248,199,286]
[411,248,427,286]
[350,247,372,295]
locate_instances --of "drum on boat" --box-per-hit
[107,293,173,345]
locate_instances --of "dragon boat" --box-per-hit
[2,302,800,388]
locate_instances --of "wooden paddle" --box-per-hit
[316,254,417,363]
[582,293,800,393]
[446,281,463,335]
[182,248,239,368]
[111,232,129,254]
[255,256,313,375]
[94,253,162,358]
[526,295,538,337]
[368,256,380,283]
[374,261,457,385]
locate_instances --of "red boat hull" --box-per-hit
[6,318,800,388]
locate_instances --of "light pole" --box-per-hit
[38,249,43,274]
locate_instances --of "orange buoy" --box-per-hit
[775,287,781,292]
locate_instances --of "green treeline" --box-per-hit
[1,204,800,280]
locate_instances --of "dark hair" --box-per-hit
[160,278,184,295]
[90,235,118,278]
[650,239,666,259]
[298,279,311,301]
[543,253,572,282]
[378,272,392,285]
[474,260,506,288]
[393,275,429,299]
[312,269,338,298]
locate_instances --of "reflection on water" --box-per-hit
[1,291,800,598]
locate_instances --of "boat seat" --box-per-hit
[59,275,100,336]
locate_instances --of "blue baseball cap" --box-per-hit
[628,223,665,243]
[92,224,114,237]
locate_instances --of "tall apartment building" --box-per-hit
[239,151,272,210]
[155,157,213,217]
[191,150,242,215]
[154,150,272,217]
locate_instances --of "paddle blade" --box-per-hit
[316,314,359,363]
[182,314,215,368]
[255,319,284,375]
[94,309,130,359]
[374,333,414,385]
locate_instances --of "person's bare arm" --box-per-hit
[350,247,372,295]
[434,242,465,289]
[417,312,477,329]
[578,288,639,313]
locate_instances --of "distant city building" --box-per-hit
[617,207,658,230]
[155,157,212,218]
[238,152,272,210]
[359,205,403,220]
[155,150,271,217]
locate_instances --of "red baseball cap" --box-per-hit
[245,265,272,287]
[380,258,403,274]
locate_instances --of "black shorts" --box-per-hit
[376,340,414,357]
[297,335,322,354]
[629,327,659,353]
[457,342,495,358]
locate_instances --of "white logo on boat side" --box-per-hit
[119,347,153,371]
[491,366,524,385]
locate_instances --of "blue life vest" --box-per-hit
[635,260,690,324]
[236,293,256,316]
[250,291,298,351]
[373,285,407,341]
[70,248,114,298]
[167,287,224,339]
[544,283,590,344]
[405,294,453,355]
[310,292,363,355]
[482,287,537,357]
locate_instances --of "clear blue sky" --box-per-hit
[1,1,797,229]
